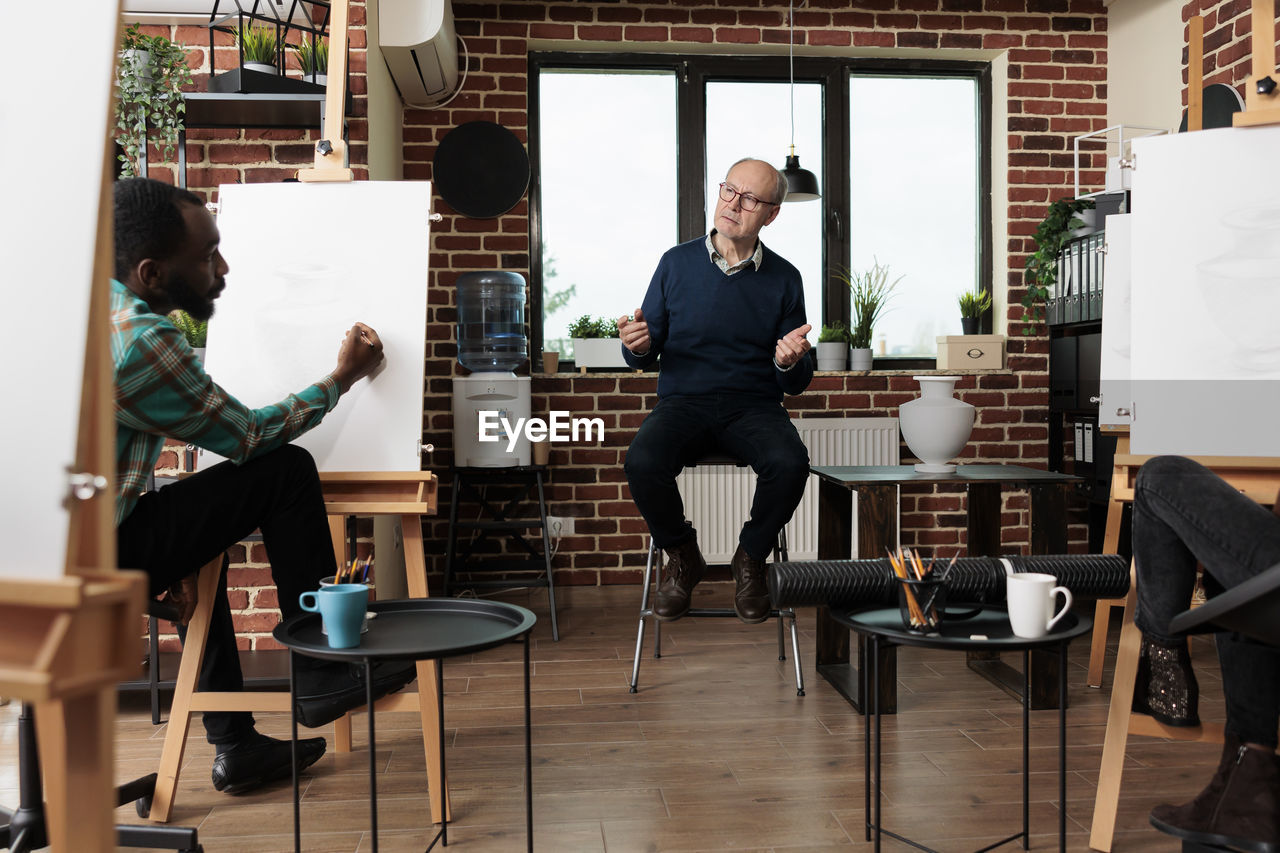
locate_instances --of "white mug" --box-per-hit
[1006,572,1072,639]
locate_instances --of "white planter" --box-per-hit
[816,341,848,371]
[122,48,154,83]
[849,347,873,371]
[571,338,628,369]
[898,375,975,473]
[243,62,278,75]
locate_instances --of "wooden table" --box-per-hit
[812,464,1079,713]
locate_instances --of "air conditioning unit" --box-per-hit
[379,0,460,107]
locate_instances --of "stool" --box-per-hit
[444,465,559,641]
[628,454,805,696]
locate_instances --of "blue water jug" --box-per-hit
[456,271,527,373]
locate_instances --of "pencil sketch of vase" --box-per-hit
[1196,206,1280,373]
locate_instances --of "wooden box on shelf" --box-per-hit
[936,334,1005,370]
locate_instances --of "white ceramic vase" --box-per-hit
[899,375,975,473]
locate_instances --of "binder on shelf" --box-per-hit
[1084,420,1095,463]
[1074,421,1086,462]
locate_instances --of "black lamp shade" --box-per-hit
[782,154,820,202]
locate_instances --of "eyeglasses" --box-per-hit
[718,182,778,212]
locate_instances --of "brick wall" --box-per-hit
[135,0,1120,649]
[1181,0,1280,97]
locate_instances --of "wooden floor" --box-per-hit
[1,583,1227,852]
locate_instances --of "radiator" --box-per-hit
[673,417,900,563]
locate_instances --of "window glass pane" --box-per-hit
[538,70,678,359]
[706,81,823,336]
[850,76,978,357]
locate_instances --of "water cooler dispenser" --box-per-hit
[452,271,531,466]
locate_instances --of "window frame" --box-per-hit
[528,51,992,369]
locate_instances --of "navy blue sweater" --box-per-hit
[622,236,814,401]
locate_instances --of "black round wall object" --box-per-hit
[433,121,531,219]
[1178,82,1246,132]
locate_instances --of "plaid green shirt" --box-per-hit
[112,279,339,524]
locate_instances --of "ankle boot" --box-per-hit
[1133,635,1200,727]
[730,545,770,624]
[1150,735,1280,853]
[653,537,705,621]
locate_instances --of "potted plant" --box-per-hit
[957,289,992,335]
[1021,197,1094,333]
[567,315,626,369]
[237,24,279,75]
[114,24,193,178]
[169,310,208,361]
[816,324,850,371]
[836,260,900,370]
[292,37,328,85]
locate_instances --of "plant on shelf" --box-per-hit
[835,260,900,369]
[169,309,208,349]
[1021,197,1094,333]
[957,289,992,335]
[567,315,624,369]
[566,315,619,339]
[114,24,193,179]
[237,24,279,70]
[292,37,328,81]
[818,324,851,344]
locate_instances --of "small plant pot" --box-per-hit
[960,317,980,335]
[849,347,873,371]
[816,341,848,371]
[571,338,627,370]
[243,62,278,75]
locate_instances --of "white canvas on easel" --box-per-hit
[201,181,431,472]
[1128,126,1280,456]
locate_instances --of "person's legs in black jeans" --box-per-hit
[717,399,810,561]
[1134,456,1280,851]
[1133,455,1280,739]
[624,396,718,550]
[117,444,335,744]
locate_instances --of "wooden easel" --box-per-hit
[0,5,149,846]
[321,472,452,824]
[287,5,453,822]
[1087,451,1280,851]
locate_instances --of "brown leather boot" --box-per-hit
[1149,734,1280,853]
[730,545,771,624]
[653,538,705,621]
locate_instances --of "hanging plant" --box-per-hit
[114,24,193,179]
[1020,197,1094,333]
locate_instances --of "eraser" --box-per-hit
[969,634,988,640]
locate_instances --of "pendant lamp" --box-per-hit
[782,0,820,202]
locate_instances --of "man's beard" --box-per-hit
[165,272,218,321]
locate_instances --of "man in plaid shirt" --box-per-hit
[112,178,415,796]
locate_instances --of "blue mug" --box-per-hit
[299,584,369,649]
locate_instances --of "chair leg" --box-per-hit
[1089,574,1141,853]
[787,610,805,696]
[1087,598,1121,688]
[629,537,659,693]
[148,557,223,824]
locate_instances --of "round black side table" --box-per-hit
[832,606,1092,853]
[274,598,537,852]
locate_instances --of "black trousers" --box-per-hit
[1134,455,1280,747]
[117,445,336,744]
[624,394,810,561]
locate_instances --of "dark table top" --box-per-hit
[811,464,1079,486]
[831,606,1093,651]
[274,598,537,663]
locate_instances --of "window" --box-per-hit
[530,54,990,364]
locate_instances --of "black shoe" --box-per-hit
[211,732,326,795]
[730,545,771,624]
[294,660,418,728]
[1132,635,1200,727]
[653,537,706,621]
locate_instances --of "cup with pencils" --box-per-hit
[889,547,955,634]
[320,556,375,635]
